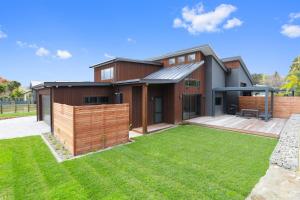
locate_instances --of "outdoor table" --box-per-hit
[241,109,259,118]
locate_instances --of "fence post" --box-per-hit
[0,104,2,114]
[15,103,17,113]
[28,103,30,112]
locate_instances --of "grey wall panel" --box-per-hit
[205,56,226,116]
[239,67,252,87]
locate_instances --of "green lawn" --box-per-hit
[0,111,36,119]
[0,125,277,200]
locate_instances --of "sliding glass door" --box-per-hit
[182,94,201,120]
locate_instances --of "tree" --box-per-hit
[252,73,265,85]
[282,56,300,95]
[290,56,300,72]
[10,88,24,99]
[7,81,21,93]
[264,71,284,88]
[0,83,6,96]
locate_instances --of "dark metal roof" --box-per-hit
[147,44,227,72]
[32,81,111,90]
[90,57,162,68]
[213,86,276,92]
[221,56,254,85]
[143,61,204,83]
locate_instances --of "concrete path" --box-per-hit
[0,116,50,140]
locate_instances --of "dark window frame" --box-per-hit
[215,97,222,106]
[84,96,109,105]
[185,79,200,88]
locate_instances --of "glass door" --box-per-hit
[154,97,163,123]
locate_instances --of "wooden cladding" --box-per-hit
[53,103,129,156]
[158,51,204,67]
[53,103,74,154]
[223,60,240,69]
[94,61,162,83]
[239,96,300,118]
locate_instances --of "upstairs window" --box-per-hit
[84,96,109,104]
[101,67,114,80]
[188,53,196,62]
[168,58,175,65]
[178,56,185,64]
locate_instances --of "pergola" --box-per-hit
[212,86,277,121]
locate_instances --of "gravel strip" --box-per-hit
[270,114,300,171]
[41,132,73,162]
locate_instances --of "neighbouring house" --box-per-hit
[32,44,254,155]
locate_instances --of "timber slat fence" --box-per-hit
[239,96,300,118]
[53,103,129,155]
[0,103,36,114]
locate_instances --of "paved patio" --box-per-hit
[185,115,287,138]
[0,116,50,139]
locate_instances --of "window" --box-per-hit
[168,58,175,65]
[185,79,200,87]
[101,67,114,80]
[188,53,196,62]
[178,56,185,64]
[215,97,222,105]
[115,93,123,104]
[84,96,109,104]
[240,82,247,87]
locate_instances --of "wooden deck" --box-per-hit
[132,123,175,134]
[185,115,287,138]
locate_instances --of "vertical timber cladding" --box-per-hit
[174,64,206,123]
[73,103,129,155]
[239,96,300,118]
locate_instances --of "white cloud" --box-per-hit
[289,12,300,22]
[281,24,300,38]
[127,37,136,43]
[173,3,242,34]
[0,30,7,39]
[56,50,72,59]
[16,40,38,49]
[104,53,115,59]
[223,17,243,29]
[16,40,27,47]
[36,47,50,57]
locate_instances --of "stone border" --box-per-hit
[270,114,300,171]
[41,132,136,163]
[41,133,73,162]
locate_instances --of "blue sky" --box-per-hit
[0,0,300,87]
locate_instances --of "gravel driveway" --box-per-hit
[0,116,50,140]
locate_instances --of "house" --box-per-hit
[33,44,253,134]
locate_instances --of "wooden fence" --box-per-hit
[0,104,36,114]
[239,96,300,118]
[53,103,129,156]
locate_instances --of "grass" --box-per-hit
[0,111,36,119]
[0,125,277,200]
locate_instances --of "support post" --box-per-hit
[212,90,215,116]
[142,84,148,133]
[264,89,269,121]
[271,91,274,118]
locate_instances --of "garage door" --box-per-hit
[42,95,51,126]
